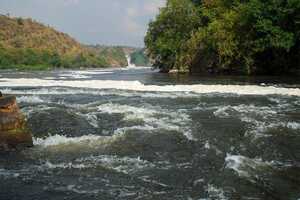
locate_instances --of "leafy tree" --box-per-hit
[130,49,150,66]
[145,0,300,75]
[145,0,201,72]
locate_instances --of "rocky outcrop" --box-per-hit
[0,95,33,151]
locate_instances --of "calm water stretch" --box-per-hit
[0,67,299,200]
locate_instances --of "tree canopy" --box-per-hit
[145,0,300,75]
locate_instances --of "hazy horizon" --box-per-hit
[0,0,166,47]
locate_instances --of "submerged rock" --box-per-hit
[0,95,33,151]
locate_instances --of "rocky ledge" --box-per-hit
[0,94,33,151]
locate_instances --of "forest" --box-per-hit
[145,0,300,75]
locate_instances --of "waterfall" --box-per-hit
[126,55,136,68]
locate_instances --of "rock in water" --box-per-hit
[0,95,33,150]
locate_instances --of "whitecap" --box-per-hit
[286,122,300,130]
[0,78,299,96]
[33,134,106,147]
[36,155,157,175]
[17,95,45,103]
[0,87,199,99]
[206,184,228,200]
[213,104,277,119]
[41,161,88,169]
[97,103,196,141]
[76,155,155,174]
[225,154,271,179]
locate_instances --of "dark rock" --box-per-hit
[0,95,33,151]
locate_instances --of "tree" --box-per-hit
[145,0,300,75]
[145,0,201,72]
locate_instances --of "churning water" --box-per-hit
[0,68,299,200]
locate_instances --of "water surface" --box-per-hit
[0,68,299,200]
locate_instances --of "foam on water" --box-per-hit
[76,155,155,174]
[32,126,154,150]
[41,161,88,169]
[1,87,199,99]
[225,154,271,179]
[213,104,277,119]
[33,134,108,147]
[97,103,195,140]
[1,78,300,96]
[243,119,300,138]
[212,103,300,137]
[206,184,228,200]
[77,112,100,128]
[17,95,45,103]
[34,154,159,175]
[287,122,300,130]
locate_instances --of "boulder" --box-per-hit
[0,95,33,151]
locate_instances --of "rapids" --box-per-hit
[0,68,299,200]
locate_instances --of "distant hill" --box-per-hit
[0,15,141,70]
[86,45,128,67]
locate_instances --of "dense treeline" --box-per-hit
[0,15,130,70]
[130,49,150,66]
[0,45,109,70]
[145,0,300,75]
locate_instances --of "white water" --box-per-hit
[97,103,195,140]
[126,55,136,68]
[1,78,300,96]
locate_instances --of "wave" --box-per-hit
[1,78,299,96]
[39,155,155,174]
[213,104,277,119]
[0,87,200,99]
[17,95,45,103]
[212,104,300,137]
[97,103,195,140]
[225,154,272,180]
[33,134,110,147]
[206,184,228,200]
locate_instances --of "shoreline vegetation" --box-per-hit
[145,0,300,76]
[0,14,149,70]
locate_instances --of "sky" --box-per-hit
[0,0,166,47]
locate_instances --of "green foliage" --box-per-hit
[130,49,150,66]
[145,0,201,71]
[87,45,128,67]
[145,0,300,75]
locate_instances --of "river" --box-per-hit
[0,67,299,200]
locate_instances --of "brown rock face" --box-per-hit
[0,95,33,150]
